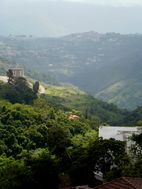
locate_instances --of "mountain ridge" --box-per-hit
[0,32,142,109]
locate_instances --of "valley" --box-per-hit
[1,32,142,109]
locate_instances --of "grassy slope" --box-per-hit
[0,75,138,126]
[42,83,128,125]
[95,79,142,110]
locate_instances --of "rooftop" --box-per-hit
[94,177,142,189]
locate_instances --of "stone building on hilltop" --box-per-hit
[10,68,24,77]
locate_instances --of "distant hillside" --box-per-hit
[34,81,142,126]
[42,83,130,126]
[1,32,142,109]
[0,57,57,85]
[1,73,142,126]
[0,58,15,75]
[95,79,142,110]
[0,74,129,126]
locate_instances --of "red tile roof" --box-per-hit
[63,186,92,189]
[94,177,142,189]
[68,114,80,120]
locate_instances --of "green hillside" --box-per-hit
[40,83,129,126]
[95,79,142,110]
[0,75,142,188]
[0,65,140,126]
[0,58,14,75]
[0,76,128,126]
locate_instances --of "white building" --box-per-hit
[99,126,142,142]
[99,126,142,154]
[10,68,24,77]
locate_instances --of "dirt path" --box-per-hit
[39,85,45,94]
[0,76,46,94]
[0,76,8,83]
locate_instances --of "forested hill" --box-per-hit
[1,32,142,189]
[0,77,126,126]
[1,76,142,126]
[0,76,142,188]
[0,32,142,109]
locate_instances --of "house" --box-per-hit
[63,185,92,189]
[94,177,142,189]
[99,126,142,141]
[68,114,80,121]
[99,126,142,152]
[10,68,24,77]
[62,178,142,189]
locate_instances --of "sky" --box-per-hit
[0,0,142,37]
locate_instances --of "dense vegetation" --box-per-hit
[0,77,37,104]
[0,78,142,188]
[0,97,95,188]
[0,77,134,126]
[1,75,142,126]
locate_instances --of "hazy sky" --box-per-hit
[1,0,142,37]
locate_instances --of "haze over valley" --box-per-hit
[1,32,142,109]
[1,0,142,37]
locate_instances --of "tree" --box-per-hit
[131,133,142,156]
[0,157,25,189]
[69,138,128,186]
[13,77,37,104]
[87,138,126,178]
[14,77,29,90]
[47,126,71,158]
[6,69,14,84]
[33,81,39,94]
[25,149,59,189]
